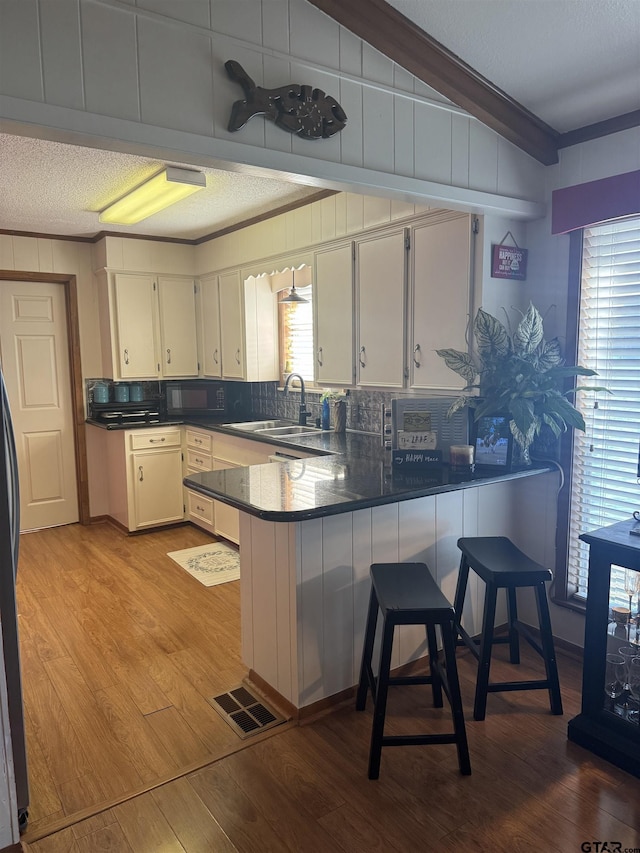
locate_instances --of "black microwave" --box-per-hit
[164,380,226,419]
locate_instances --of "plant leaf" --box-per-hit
[547,365,598,379]
[473,308,510,359]
[537,338,563,370]
[508,396,535,436]
[446,396,470,418]
[435,348,477,383]
[544,394,586,432]
[541,412,563,438]
[513,303,544,357]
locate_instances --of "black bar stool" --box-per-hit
[454,536,563,721]
[356,562,471,780]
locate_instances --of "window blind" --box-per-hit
[279,284,314,382]
[568,216,640,603]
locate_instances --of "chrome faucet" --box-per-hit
[284,373,311,426]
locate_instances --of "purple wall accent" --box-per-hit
[551,169,640,234]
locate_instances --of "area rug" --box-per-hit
[167,542,240,587]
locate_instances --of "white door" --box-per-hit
[0,281,79,530]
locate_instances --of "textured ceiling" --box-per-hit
[1,1,638,240]
[0,134,320,240]
[386,0,640,133]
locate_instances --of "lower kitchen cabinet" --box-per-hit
[211,458,241,544]
[106,427,184,532]
[184,427,215,535]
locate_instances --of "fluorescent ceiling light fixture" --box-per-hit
[99,167,206,225]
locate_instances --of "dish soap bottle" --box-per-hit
[321,397,331,430]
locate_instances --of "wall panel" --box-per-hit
[80,0,140,120]
[40,0,84,110]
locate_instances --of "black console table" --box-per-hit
[568,518,640,776]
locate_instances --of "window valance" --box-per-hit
[551,169,640,235]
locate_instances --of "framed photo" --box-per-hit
[471,414,513,470]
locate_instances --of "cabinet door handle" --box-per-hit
[166,348,171,364]
[138,465,144,482]
[413,343,422,367]
[213,349,219,364]
[194,438,202,445]
[359,346,366,368]
[195,457,203,464]
[124,348,129,365]
[235,348,241,364]
[149,437,166,443]
[317,346,323,366]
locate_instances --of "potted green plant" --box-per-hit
[436,303,604,465]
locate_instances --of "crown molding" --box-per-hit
[0,191,337,247]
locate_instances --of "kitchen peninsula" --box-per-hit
[185,427,559,715]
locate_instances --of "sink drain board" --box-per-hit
[209,685,286,739]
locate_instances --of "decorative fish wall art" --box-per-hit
[225,60,347,140]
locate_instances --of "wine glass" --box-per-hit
[604,653,625,711]
[628,657,640,722]
[623,571,640,639]
[618,646,639,720]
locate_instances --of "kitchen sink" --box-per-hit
[224,419,295,431]
[255,425,322,436]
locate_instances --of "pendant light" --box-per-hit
[281,271,308,303]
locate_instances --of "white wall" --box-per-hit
[517,126,640,647]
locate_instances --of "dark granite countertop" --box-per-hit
[182,421,554,521]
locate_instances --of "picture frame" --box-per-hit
[471,414,514,470]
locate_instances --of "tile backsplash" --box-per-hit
[248,382,418,435]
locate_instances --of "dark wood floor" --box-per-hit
[17,522,640,852]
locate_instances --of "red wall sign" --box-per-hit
[491,243,528,280]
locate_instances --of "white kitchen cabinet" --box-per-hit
[184,427,215,534]
[157,276,199,378]
[200,274,222,378]
[212,458,241,544]
[208,432,317,544]
[105,427,184,531]
[98,272,198,380]
[218,270,278,382]
[355,229,407,388]
[409,215,473,390]
[112,273,158,379]
[314,243,354,385]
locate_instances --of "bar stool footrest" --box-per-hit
[487,679,552,693]
[382,733,460,747]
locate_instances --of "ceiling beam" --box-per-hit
[308,0,560,166]
[558,109,640,149]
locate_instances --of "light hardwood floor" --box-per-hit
[17,522,640,852]
[17,522,248,839]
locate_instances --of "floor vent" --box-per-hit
[209,685,286,739]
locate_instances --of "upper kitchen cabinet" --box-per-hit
[199,274,222,378]
[110,273,158,379]
[97,271,198,380]
[157,276,198,377]
[355,229,407,388]
[217,270,278,382]
[314,243,354,385]
[409,215,473,390]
